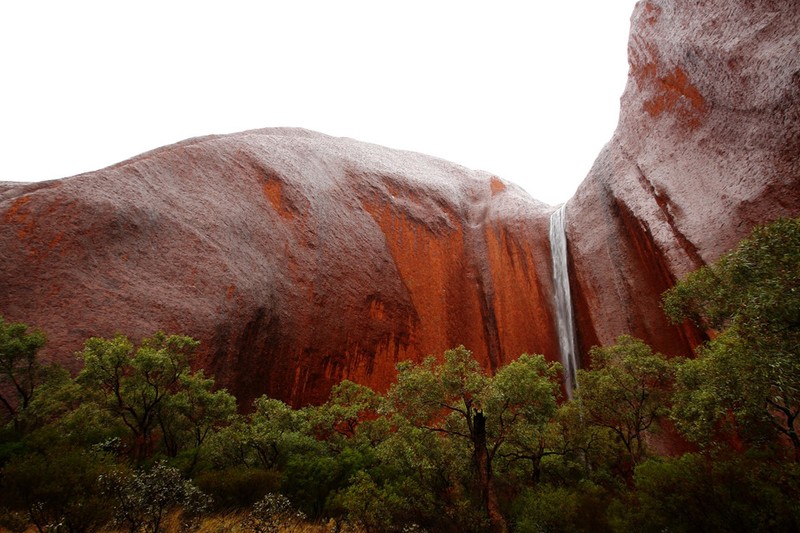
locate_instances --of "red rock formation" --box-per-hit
[566,0,800,362]
[3,1,799,409]
[0,129,558,407]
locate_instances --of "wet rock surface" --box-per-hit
[2,1,799,406]
[566,0,800,362]
[1,129,558,406]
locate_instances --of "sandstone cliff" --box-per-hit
[0,130,557,406]
[565,0,800,362]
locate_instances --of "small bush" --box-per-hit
[511,482,610,532]
[1,447,114,532]
[195,466,282,510]
[246,493,307,533]
[101,461,211,532]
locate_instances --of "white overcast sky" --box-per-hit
[0,1,638,205]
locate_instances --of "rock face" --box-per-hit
[0,130,558,407]
[2,1,799,407]
[565,0,800,362]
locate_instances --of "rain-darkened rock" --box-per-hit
[566,0,800,363]
[1,129,558,407]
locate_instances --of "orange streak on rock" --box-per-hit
[631,40,707,130]
[48,232,63,250]
[484,224,559,366]
[4,196,31,221]
[361,198,488,366]
[4,196,36,241]
[368,298,386,321]
[643,1,662,25]
[642,66,707,128]
[490,176,507,196]
[262,179,294,219]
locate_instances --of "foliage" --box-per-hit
[100,461,211,533]
[662,217,800,333]
[329,471,404,533]
[576,335,678,470]
[206,391,361,519]
[664,217,800,459]
[245,492,307,533]
[368,418,451,529]
[610,454,800,532]
[388,346,561,532]
[510,482,611,533]
[307,380,383,449]
[14,363,86,437]
[77,332,196,460]
[281,441,371,519]
[497,399,620,491]
[195,466,281,510]
[76,332,235,462]
[208,396,316,472]
[1,446,115,533]
[0,316,47,429]
[160,369,237,469]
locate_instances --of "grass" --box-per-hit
[1,511,353,533]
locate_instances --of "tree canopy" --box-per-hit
[0,317,47,429]
[2,219,800,531]
[389,346,561,532]
[576,335,678,469]
[664,217,800,460]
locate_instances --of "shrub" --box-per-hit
[1,446,114,532]
[246,493,307,533]
[100,461,211,532]
[195,466,281,510]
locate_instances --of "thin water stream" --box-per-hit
[549,204,579,398]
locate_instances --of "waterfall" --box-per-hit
[549,204,579,399]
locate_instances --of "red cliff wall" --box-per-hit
[566,0,800,362]
[3,1,799,408]
[0,129,558,407]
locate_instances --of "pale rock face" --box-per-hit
[0,129,558,407]
[565,0,800,361]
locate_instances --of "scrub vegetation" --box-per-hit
[1,218,798,532]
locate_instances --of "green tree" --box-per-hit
[499,399,603,487]
[206,400,293,473]
[388,346,561,533]
[664,217,800,460]
[243,396,312,471]
[0,317,47,430]
[367,417,451,529]
[329,471,405,533]
[76,332,200,461]
[611,454,800,532]
[511,481,610,533]
[307,380,383,450]
[576,336,677,472]
[1,446,116,533]
[159,369,236,470]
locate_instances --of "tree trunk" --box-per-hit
[473,411,507,533]
[532,456,542,485]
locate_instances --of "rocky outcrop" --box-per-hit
[565,0,800,361]
[0,129,558,407]
[2,1,799,407]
